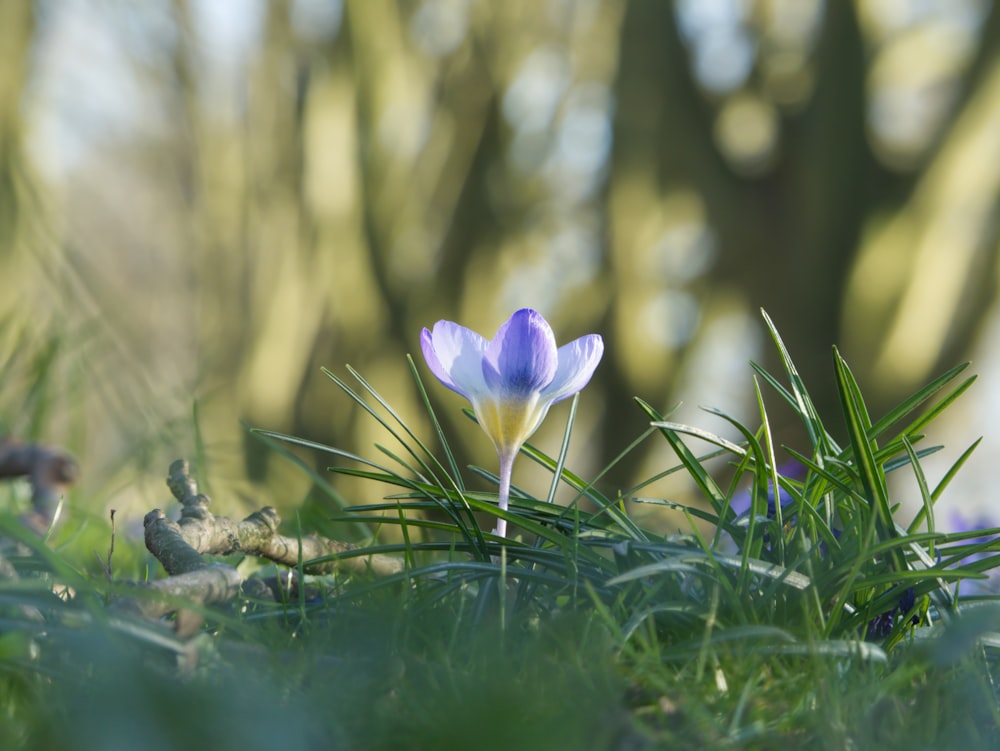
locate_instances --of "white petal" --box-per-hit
[421,320,489,399]
[541,334,604,404]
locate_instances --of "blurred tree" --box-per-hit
[607,0,873,461]
[0,2,34,291]
[1,0,998,525]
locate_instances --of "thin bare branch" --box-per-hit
[0,438,78,531]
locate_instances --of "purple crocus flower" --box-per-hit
[729,461,805,518]
[421,309,604,538]
[728,462,805,552]
[865,586,919,641]
[729,477,794,519]
[948,511,1000,594]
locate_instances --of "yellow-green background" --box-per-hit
[1,0,997,532]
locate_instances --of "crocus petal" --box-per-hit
[483,309,559,398]
[420,321,489,400]
[470,393,547,459]
[541,334,604,404]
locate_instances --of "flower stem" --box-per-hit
[495,450,515,539]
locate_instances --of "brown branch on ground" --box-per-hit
[0,438,77,621]
[113,459,403,634]
[0,437,79,532]
[154,459,402,578]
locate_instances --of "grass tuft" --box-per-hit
[1,311,999,749]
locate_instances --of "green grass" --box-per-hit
[2,312,1000,750]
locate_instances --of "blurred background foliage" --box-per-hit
[0,0,998,532]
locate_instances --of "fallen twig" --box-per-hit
[153,459,403,578]
[113,459,403,633]
[0,437,78,532]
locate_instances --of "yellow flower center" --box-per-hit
[476,394,544,457]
